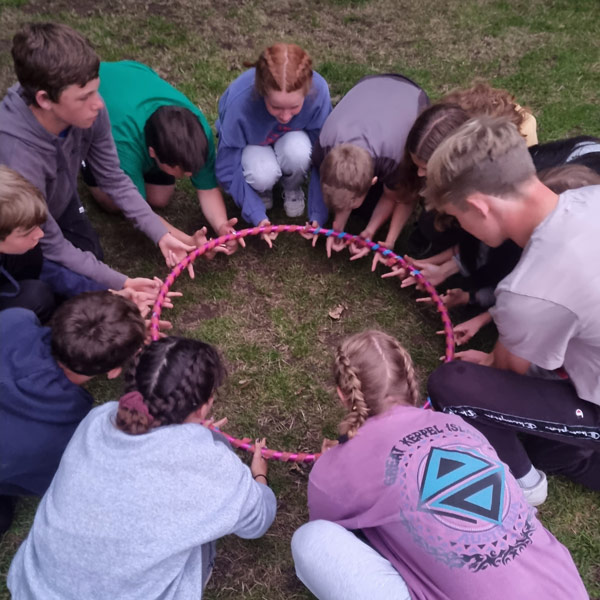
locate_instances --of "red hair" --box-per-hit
[254,43,313,96]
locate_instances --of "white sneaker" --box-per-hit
[283,188,306,218]
[259,190,273,210]
[521,469,548,507]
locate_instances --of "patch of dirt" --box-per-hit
[177,301,221,324]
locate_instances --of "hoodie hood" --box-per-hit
[0,84,58,155]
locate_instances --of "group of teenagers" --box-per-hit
[0,19,599,600]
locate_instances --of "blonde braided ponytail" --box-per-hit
[333,331,421,440]
[389,337,420,406]
[335,347,370,440]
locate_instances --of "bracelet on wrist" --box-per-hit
[253,474,269,484]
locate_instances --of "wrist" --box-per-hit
[157,232,173,249]
[443,259,459,279]
[253,473,269,485]
[216,221,230,236]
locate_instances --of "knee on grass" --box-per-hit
[427,360,476,410]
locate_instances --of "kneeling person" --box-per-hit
[308,74,429,257]
[0,292,146,535]
[89,60,241,251]
[426,116,600,501]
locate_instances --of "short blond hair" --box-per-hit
[425,116,536,211]
[320,144,374,211]
[0,165,47,240]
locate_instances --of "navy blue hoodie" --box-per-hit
[0,308,93,496]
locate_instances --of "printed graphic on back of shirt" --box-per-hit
[384,420,536,572]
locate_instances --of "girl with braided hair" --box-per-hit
[8,336,276,600]
[291,330,587,600]
[215,43,331,245]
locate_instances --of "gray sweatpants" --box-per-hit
[291,520,411,600]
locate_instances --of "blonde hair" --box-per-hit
[425,116,536,211]
[254,43,313,97]
[442,81,526,132]
[0,165,47,240]
[334,330,420,440]
[320,144,374,211]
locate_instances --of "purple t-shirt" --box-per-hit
[308,405,587,600]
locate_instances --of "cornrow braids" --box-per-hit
[116,337,225,435]
[335,347,370,440]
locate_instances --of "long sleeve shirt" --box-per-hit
[215,68,331,226]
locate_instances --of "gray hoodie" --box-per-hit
[0,85,168,289]
[8,402,277,599]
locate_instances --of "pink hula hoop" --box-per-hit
[150,224,455,463]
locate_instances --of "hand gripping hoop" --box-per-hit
[150,224,455,463]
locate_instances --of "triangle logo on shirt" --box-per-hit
[419,447,506,525]
[419,447,492,503]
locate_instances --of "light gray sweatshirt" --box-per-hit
[0,85,168,289]
[8,402,277,599]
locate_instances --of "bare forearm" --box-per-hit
[157,216,193,246]
[332,206,353,232]
[437,258,460,281]
[422,246,456,265]
[490,340,531,374]
[473,311,492,329]
[383,196,417,248]
[197,187,229,234]
[364,194,395,239]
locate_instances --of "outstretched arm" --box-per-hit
[196,187,244,253]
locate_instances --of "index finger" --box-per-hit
[254,437,267,452]
[214,244,233,255]
[212,417,228,429]
[381,269,404,279]
[187,262,195,279]
[371,254,383,272]
[237,236,246,249]
[349,250,368,262]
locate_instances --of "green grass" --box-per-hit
[0,0,599,598]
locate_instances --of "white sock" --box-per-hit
[517,465,542,489]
